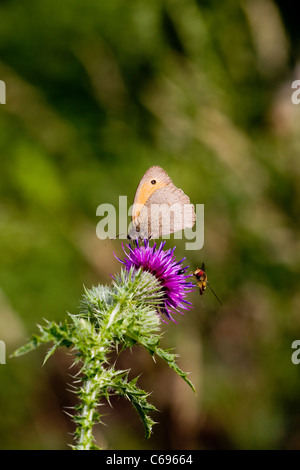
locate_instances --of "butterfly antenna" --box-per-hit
[207,283,223,306]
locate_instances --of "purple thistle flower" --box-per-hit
[115,240,194,322]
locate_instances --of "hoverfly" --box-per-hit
[193,263,222,305]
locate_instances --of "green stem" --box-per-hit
[75,301,122,450]
[75,365,103,450]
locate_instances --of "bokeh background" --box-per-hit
[1,0,300,450]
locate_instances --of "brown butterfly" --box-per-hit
[128,166,196,240]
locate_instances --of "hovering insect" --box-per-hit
[193,264,208,295]
[193,263,222,305]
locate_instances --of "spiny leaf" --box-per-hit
[155,347,195,392]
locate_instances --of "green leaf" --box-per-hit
[155,347,195,393]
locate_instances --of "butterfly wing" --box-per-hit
[145,185,195,238]
[131,166,172,223]
[129,169,196,239]
[129,165,195,239]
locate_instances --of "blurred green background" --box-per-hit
[1,0,300,450]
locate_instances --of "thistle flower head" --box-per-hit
[116,240,194,322]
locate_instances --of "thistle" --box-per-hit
[116,239,195,322]
[13,240,195,450]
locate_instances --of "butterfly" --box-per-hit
[127,166,196,240]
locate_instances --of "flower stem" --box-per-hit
[77,379,96,450]
[74,360,104,450]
